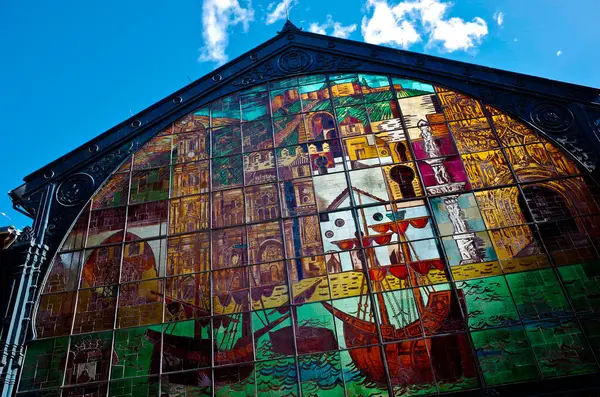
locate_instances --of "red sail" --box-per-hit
[367,259,444,281]
[331,233,394,250]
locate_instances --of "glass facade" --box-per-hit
[21,74,600,396]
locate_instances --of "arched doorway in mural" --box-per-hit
[309,111,336,141]
[518,185,579,238]
[389,164,417,198]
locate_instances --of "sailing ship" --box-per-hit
[144,273,334,386]
[319,197,473,386]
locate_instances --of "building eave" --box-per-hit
[9,24,600,216]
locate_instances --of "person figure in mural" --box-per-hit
[432,161,451,184]
[417,119,442,158]
[446,197,469,234]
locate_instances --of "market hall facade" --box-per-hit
[2,21,600,397]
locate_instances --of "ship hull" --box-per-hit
[322,290,471,386]
[269,325,338,355]
[146,329,255,386]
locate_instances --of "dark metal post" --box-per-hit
[0,184,54,396]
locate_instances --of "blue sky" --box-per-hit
[1,0,599,229]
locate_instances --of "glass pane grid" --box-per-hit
[25,73,600,396]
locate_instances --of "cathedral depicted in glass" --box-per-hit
[16,63,600,395]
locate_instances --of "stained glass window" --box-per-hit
[23,74,600,396]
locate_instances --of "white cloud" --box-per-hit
[360,0,421,48]
[266,0,297,25]
[428,16,488,52]
[309,14,358,39]
[198,0,255,66]
[493,11,504,26]
[361,0,488,52]
[557,50,562,56]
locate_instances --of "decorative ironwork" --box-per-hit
[313,53,361,71]
[555,135,596,171]
[56,173,95,207]
[530,102,574,133]
[15,225,35,244]
[232,62,277,86]
[277,50,313,73]
[86,141,137,179]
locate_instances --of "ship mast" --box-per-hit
[390,201,427,316]
[356,190,391,325]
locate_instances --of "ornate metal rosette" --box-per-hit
[277,50,313,73]
[530,102,574,134]
[56,173,95,207]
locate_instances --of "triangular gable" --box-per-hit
[326,186,388,211]
[9,21,600,252]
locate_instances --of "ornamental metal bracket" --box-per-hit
[0,184,53,397]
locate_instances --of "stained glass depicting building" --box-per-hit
[4,21,600,397]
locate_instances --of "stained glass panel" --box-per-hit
[29,73,600,396]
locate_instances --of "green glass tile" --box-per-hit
[429,334,480,393]
[111,325,161,379]
[214,363,255,397]
[256,358,299,397]
[391,78,435,98]
[161,372,212,397]
[506,269,571,321]
[212,155,244,190]
[298,74,326,85]
[299,351,345,397]
[18,337,68,391]
[340,348,389,397]
[65,331,113,386]
[212,95,240,124]
[17,390,62,397]
[471,326,539,385]
[109,376,159,397]
[580,316,600,361]
[271,88,303,117]
[525,319,598,378]
[129,167,170,204]
[212,124,242,157]
[252,309,293,360]
[458,276,520,330]
[559,263,600,314]
[270,77,298,90]
[241,90,270,122]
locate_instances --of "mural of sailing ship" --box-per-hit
[144,189,474,390]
